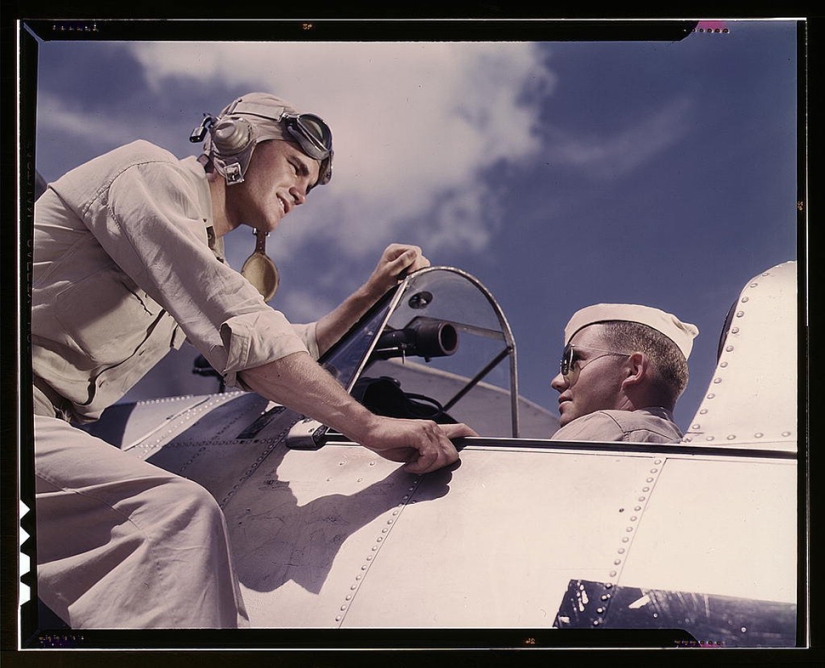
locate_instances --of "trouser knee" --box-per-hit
[156,475,228,540]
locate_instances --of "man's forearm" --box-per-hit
[238,350,378,442]
[239,350,469,475]
[313,283,383,357]
[312,244,428,356]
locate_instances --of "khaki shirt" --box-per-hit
[32,140,318,423]
[550,407,683,444]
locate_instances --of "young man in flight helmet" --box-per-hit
[31,92,474,628]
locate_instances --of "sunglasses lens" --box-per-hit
[560,346,572,376]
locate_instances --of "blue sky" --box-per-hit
[30,19,801,431]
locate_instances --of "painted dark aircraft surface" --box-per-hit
[28,260,799,649]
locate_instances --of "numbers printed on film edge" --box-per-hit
[52,22,99,33]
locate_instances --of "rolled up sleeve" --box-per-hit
[290,322,320,360]
[220,312,312,389]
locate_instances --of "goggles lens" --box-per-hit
[284,114,332,159]
[283,112,334,186]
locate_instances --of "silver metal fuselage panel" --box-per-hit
[113,393,795,634]
[85,261,798,643]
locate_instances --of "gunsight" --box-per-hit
[371,318,459,362]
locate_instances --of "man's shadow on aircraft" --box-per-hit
[224,449,456,595]
[141,392,457,596]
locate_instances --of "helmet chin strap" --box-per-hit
[240,229,280,302]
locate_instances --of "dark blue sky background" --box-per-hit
[30,20,801,431]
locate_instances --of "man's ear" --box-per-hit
[620,352,647,390]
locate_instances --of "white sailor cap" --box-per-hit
[564,303,699,360]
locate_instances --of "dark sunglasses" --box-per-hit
[560,344,629,378]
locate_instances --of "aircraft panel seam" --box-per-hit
[335,473,426,628]
[591,455,668,628]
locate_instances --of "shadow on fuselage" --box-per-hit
[228,462,456,595]
[116,391,457,597]
[78,402,138,448]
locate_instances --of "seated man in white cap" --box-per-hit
[549,304,698,443]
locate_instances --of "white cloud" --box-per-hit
[542,96,696,180]
[128,41,554,260]
[276,288,337,325]
[37,41,696,318]
[36,91,133,148]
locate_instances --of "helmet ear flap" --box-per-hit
[211,116,256,157]
[191,114,258,185]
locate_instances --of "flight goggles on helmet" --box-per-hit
[190,101,334,187]
[254,109,333,186]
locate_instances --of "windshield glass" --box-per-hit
[319,267,519,437]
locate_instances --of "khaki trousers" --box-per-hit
[34,413,250,629]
